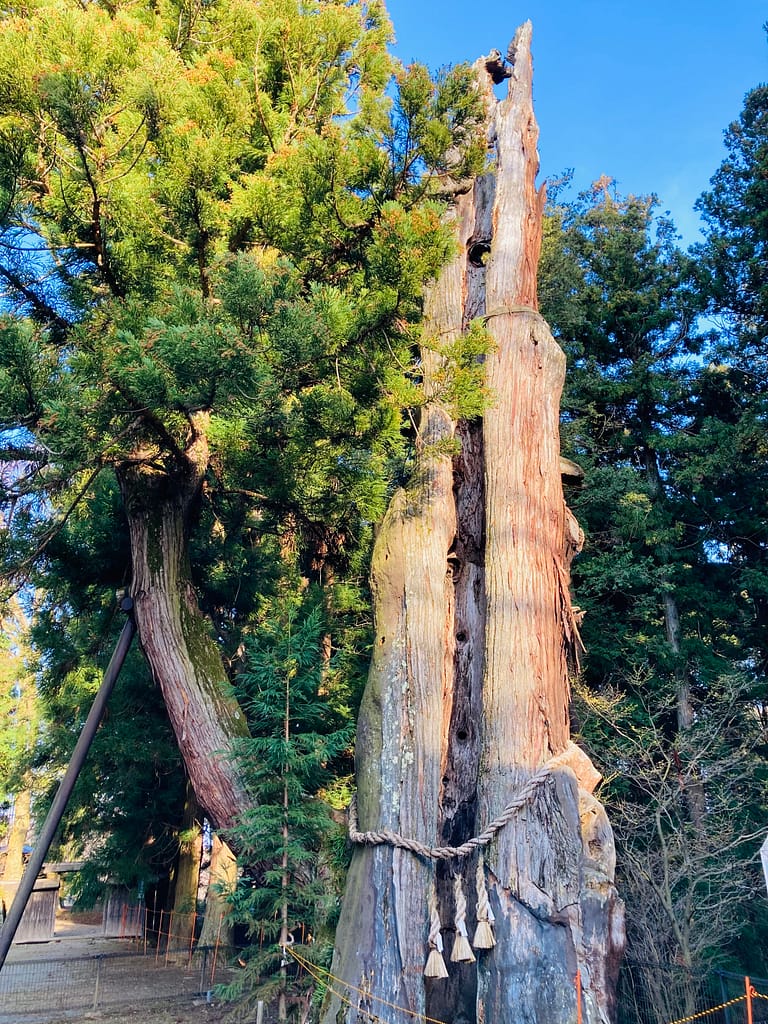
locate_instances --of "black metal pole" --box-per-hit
[0,599,136,971]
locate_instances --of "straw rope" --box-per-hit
[348,752,568,861]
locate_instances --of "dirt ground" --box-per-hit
[3,915,122,962]
[42,1005,231,1024]
[2,914,241,1024]
[39,1006,230,1024]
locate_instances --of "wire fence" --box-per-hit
[0,941,239,1022]
[618,962,768,1024]
[3,910,768,1024]
[0,907,241,1022]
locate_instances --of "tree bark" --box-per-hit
[171,784,203,946]
[117,415,250,834]
[326,23,624,1024]
[197,832,236,951]
[2,787,31,889]
[476,29,624,1023]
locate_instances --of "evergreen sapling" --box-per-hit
[221,602,353,1022]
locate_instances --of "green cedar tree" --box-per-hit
[219,599,352,1021]
[539,181,768,976]
[0,0,486,837]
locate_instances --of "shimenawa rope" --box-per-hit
[472,854,496,949]
[348,751,568,861]
[347,751,570,977]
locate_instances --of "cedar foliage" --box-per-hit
[219,600,353,1018]
[540,177,768,977]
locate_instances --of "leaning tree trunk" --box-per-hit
[117,414,250,834]
[325,24,624,1024]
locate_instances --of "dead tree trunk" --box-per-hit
[326,23,624,1024]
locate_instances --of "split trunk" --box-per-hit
[326,24,624,1024]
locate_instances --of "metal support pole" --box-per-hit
[0,600,136,972]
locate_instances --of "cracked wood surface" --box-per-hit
[326,23,624,1024]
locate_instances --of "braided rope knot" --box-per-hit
[348,751,570,861]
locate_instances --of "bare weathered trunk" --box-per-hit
[117,416,249,834]
[326,23,624,1024]
[476,28,623,1024]
[325,172,472,1022]
[197,833,236,950]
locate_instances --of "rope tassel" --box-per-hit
[451,875,476,963]
[472,855,496,949]
[424,891,448,979]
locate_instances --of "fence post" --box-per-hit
[155,910,164,963]
[746,977,753,1024]
[188,911,197,965]
[210,913,223,987]
[92,955,104,1009]
[199,946,209,995]
[165,910,175,966]
[718,972,732,1024]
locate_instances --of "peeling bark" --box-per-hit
[327,23,624,1024]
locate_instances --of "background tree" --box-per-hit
[690,79,768,972]
[541,180,710,734]
[539,174,768,980]
[695,82,768,690]
[0,0,485,839]
[577,678,765,988]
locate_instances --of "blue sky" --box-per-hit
[384,1,768,244]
